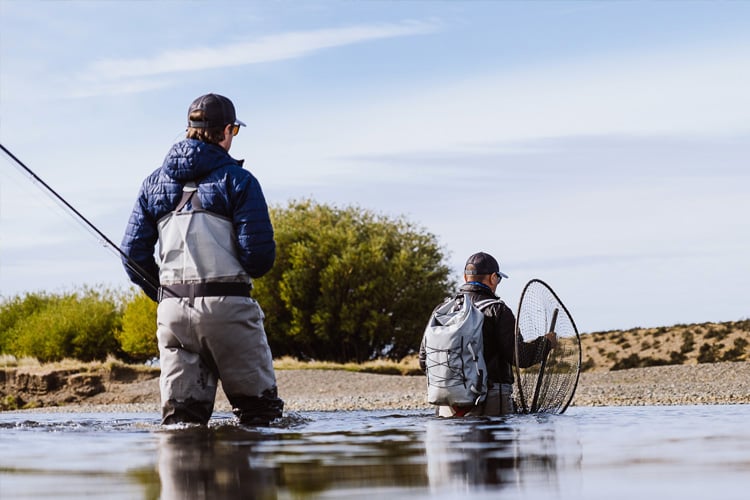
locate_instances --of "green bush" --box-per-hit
[0,292,55,353]
[0,287,121,362]
[580,358,596,371]
[697,342,721,363]
[704,326,729,340]
[254,199,455,363]
[116,289,158,362]
[721,337,748,362]
[669,351,686,364]
[610,353,641,370]
[680,330,695,354]
[653,327,668,337]
[610,353,671,371]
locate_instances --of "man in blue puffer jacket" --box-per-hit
[121,93,283,425]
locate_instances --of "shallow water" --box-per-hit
[2,405,750,499]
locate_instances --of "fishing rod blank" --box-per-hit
[0,142,159,294]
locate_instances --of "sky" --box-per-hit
[1,0,748,333]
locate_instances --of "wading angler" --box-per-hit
[121,93,283,425]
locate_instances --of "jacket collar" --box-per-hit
[459,282,498,298]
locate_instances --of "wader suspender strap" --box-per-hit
[156,180,253,304]
[175,182,202,212]
[157,182,203,305]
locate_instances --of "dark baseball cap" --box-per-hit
[464,252,509,278]
[187,93,246,129]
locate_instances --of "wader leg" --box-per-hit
[437,383,515,418]
[207,298,284,425]
[500,384,514,415]
[162,398,214,425]
[157,305,218,425]
[227,387,284,426]
[158,344,217,425]
[481,385,501,416]
[478,384,514,416]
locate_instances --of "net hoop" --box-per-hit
[513,279,581,414]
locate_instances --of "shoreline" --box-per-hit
[3,361,750,414]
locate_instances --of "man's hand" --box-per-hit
[545,331,558,349]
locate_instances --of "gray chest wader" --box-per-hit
[436,383,514,417]
[155,182,283,425]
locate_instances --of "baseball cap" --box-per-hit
[464,252,509,278]
[187,93,246,129]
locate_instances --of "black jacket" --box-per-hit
[420,282,548,385]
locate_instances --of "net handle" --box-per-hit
[530,308,558,413]
[513,278,582,414]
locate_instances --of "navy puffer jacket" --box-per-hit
[121,139,275,301]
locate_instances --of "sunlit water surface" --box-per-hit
[2,405,750,499]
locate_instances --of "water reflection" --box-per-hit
[157,425,280,499]
[154,419,429,498]
[4,406,750,499]
[151,412,582,498]
[424,415,582,496]
[426,419,519,490]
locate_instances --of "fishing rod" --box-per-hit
[0,142,159,295]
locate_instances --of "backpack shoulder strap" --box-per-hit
[474,298,503,312]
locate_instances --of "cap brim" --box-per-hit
[498,271,509,279]
[235,119,246,127]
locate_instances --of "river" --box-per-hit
[1,405,749,499]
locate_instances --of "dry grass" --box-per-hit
[581,319,750,372]
[0,354,422,376]
[6,317,746,376]
[273,355,422,376]
[0,355,160,376]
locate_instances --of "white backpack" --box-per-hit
[423,294,499,407]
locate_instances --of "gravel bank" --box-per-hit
[5,362,750,414]
[279,362,750,409]
[575,361,750,406]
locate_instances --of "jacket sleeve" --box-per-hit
[488,303,550,368]
[516,336,551,368]
[488,303,517,365]
[121,184,160,301]
[230,171,276,278]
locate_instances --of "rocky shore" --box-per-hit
[575,361,750,406]
[2,361,750,414]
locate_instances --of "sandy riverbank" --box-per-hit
[3,361,750,414]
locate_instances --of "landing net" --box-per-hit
[513,279,581,414]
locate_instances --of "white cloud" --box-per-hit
[74,21,438,93]
[264,39,750,167]
[68,78,174,99]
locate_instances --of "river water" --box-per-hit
[1,405,749,499]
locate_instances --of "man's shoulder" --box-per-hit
[477,297,510,316]
[141,166,179,194]
[476,296,507,308]
[458,284,504,303]
[211,160,258,187]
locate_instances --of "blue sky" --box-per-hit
[1,1,748,333]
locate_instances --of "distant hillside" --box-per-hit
[581,319,750,372]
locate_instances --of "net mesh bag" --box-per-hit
[513,279,581,414]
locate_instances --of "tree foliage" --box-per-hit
[0,288,121,362]
[0,201,456,365]
[253,199,455,363]
[116,288,158,362]
[0,292,54,354]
